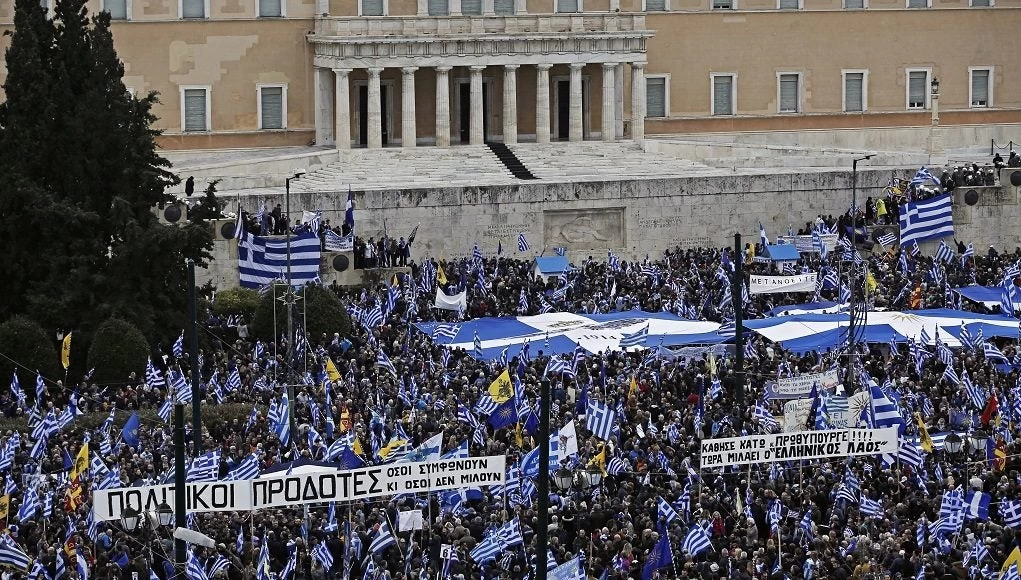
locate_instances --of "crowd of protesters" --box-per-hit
[6,179,1021,580]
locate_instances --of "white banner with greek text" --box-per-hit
[749,274,818,294]
[699,427,898,467]
[764,369,840,400]
[93,456,505,521]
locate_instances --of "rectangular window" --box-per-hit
[907,70,928,109]
[712,0,732,8]
[971,0,990,6]
[646,0,667,10]
[557,0,579,12]
[844,72,864,112]
[259,0,282,16]
[646,76,667,118]
[461,0,482,13]
[778,0,799,8]
[970,68,990,107]
[907,0,926,7]
[181,0,205,18]
[360,0,384,13]
[843,0,864,8]
[105,0,128,19]
[778,73,800,113]
[712,74,734,116]
[259,86,285,130]
[494,0,514,12]
[182,88,209,132]
[427,0,448,15]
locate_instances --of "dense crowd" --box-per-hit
[6,180,1021,580]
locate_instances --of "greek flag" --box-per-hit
[657,496,679,524]
[173,331,184,358]
[207,555,229,579]
[517,232,529,252]
[877,233,897,248]
[312,541,333,571]
[272,393,291,446]
[376,351,398,379]
[554,247,566,256]
[681,523,713,556]
[368,520,397,557]
[898,194,954,247]
[0,535,29,571]
[910,166,941,187]
[999,500,1021,528]
[619,325,649,349]
[187,451,221,482]
[145,357,166,389]
[186,549,209,580]
[935,240,956,264]
[237,231,321,289]
[859,496,883,518]
[432,324,459,341]
[473,331,483,360]
[585,400,617,441]
[983,343,1009,364]
[754,402,780,432]
[226,454,260,480]
[870,385,906,433]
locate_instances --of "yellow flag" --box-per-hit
[61,332,72,370]
[352,436,364,456]
[514,423,523,448]
[915,413,933,453]
[325,357,341,383]
[70,442,89,480]
[488,369,513,403]
[437,266,448,286]
[378,438,408,459]
[865,272,878,295]
[628,375,638,399]
[0,495,9,520]
[707,353,717,377]
[1003,547,1021,574]
[588,444,607,476]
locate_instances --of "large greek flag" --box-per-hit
[238,232,321,289]
[899,194,954,247]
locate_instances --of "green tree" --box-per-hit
[189,179,226,224]
[251,284,352,341]
[0,316,60,384]
[87,318,149,385]
[213,287,261,319]
[0,0,212,343]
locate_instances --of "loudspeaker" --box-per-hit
[332,253,350,272]
[964,189,980,206]
[211,219,237,241]
[1009,170,1021,187]
[154,202,187,225]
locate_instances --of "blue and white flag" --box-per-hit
[657,496,679,524]
[225,454,260,481]
[899,194,954,247]
[585,400,617,441]
[619,325,649,349]
[237,231,321,289]
[187,451,221,482]
[964,491,990,521]
[681,523,713,556]
[517,232,529,252]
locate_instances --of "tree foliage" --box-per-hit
[0,0,212,344]
[212,287,261,319]
[250,284,352,342]
[189,179,226,224]
[87,318,149,385]
[0,316,60,384]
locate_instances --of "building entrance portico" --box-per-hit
[309,14,652,149]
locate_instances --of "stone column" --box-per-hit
[401,67,418,148]
[536,64,551,144]
[333,68,351,150]
[469,65,485,145]
[502,65,519,145]
[631,61,646,142]
[614,63,625,139]
[569,62,584,142]
[435,66,451,147]
[601,63,615,142]
[367,67,383,149]
[314,67,334,146]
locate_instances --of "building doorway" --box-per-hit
[357,84,390,147]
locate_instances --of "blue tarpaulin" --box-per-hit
[764,244,800,261]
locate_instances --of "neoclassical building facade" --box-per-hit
[0,0,1018,149]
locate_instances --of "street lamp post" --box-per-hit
[283,169,306,438]
[536,379,551,580]
[927,77,945,164]
[847,155,873,391]
[930,77,941,127]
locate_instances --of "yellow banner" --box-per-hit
[488,369,513,403]
[61,332,72,370]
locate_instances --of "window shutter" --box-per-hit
[778,0,799,8]
[494,0,514,13]
[184,89,207,132]
[844,73,863,112]
[646,77,666,118]
[908,71,926,108]
[461,0,482,13]
[713,76,732,115]
[105,0,127,19]
[779,75,799,112]
[259,0,281,16]
[428,0,448,15]
[181,0,204,17]
[360,0,383,13]
[972,70,989,106]
[261,87,283,130]
[646,0,666,10]
[557,0,578,12]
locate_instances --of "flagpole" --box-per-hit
[188,260,202,454]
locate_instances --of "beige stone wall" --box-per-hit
[1,1,1019,149]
